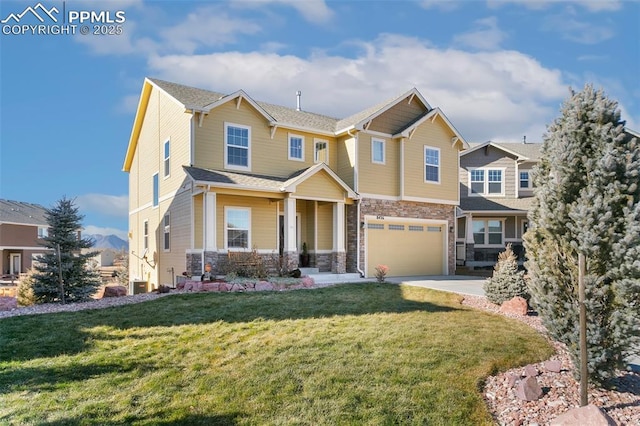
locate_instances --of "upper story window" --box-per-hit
[424,146,440,183]
[163,140,170,178]
[225,207,250,249]
[224,123,251,171]
[469,168,504,196]
[288,134,304,161]
[372,138,385,164]
[520,171,532,189]
[315,139,328,163]
[37,227,48,238]
[163,213,170,251]
[143,219,149,250]
[153,173,159,207]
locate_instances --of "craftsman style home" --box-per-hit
[0,199,49,278]
[456,141,541,268]
[123,78,468,288]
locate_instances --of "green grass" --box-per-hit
[0,283,553,425]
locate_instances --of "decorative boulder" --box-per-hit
[157,285,171,294]
[202,282,219,292]
[545,360,563,373]
[514,376,543,401]
[103,285,127,297]
[500,296,528,316]
[550,404,616,426]
[255,282,274,292]
[0,296,17,311]
[524,364,539,377]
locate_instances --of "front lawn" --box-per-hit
[0,283,553,425]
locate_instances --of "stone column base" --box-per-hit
[331,251,346,274]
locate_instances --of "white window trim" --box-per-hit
[163,213,171,252]
[467,167,506,197]
[424,145,441,184]
[314,138,329,164]
[152,172,159,208]
[163,139,171,179]
[472,218,505,247]
[224,122,251,171]
[371,138,386,165]
[143,219,149,250]
[519,169,533,190]
[288,133,305,162]
[37,227,48,238]
[224,206,251,250]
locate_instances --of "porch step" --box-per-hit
[299,267,319,275]
[307,273,363,284]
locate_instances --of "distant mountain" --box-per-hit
[87,234,128,251]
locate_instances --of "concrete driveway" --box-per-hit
[386,275,486,296]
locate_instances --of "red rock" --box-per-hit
[255,282,274,291]
[514,376,543,401]
[499,296,528,316]
[202,282,219,292]
[0,296,17,311]
[103,285,127,297]
[524,364,539,377]
[550,404,617,426]
[545,360,562,373]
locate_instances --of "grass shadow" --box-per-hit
[37,412,244,425]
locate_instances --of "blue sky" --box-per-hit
[1,0,638,240]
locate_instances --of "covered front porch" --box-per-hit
[184,163,357,277]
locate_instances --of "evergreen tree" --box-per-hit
[524,85,640,384]
[483,244,529,305]
[32,197,102,303]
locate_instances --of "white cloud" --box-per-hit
[543,14,614,44]
[83,225,128,240]
[117,94,141,114]
[232,0,334,23]
[76,194,128,218]
[419,0,460,12]
[453,16,507,50]
[147,33,567,142]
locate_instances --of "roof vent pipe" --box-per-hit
[523,135,527,144]
[296,90,301,111]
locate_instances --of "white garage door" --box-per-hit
[366,219,446,277]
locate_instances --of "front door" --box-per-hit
[278,215,300,255]
[10,253,21,275]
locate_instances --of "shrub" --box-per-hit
[483,244,528,305]
[374,265,389,283]
[17,269,36,307]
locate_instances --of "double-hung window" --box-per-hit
[163,213,170,251]
[372,138,385,164]
[520,171,531,189]
[163,140,170,178]
[225,123,251,170]
[288,134,304,161]
[473,219,503,246]
[314,140,328,163]
[225,207,250,249]
[469,168,504,195]
[424,146,440,183]
[143,220,149,250]
[152,173,159,207]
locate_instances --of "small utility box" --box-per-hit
[132,280,148,295]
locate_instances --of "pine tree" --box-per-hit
[32,197,102,303]
[483,244,529,305]
[524,84,640,385]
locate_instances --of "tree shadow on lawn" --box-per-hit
[0,283,463,362]
[19,412,244,426]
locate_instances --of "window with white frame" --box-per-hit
[163,213,170,251]
[226,207,250,249]
[224,123,251,170]
[143,220,149,250]
[37,227,48,238]
[153,173,159,207]
[288,134,304,161]
[164,140,170,178]
[424,146,440,183]
[469,168,504,195]
[520,171,532,189]
[315,140,328,163]
[472,219,503,246]
[371,138,385,164]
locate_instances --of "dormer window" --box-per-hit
[224,122,251,171]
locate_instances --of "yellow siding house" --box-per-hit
[123,78,468,287]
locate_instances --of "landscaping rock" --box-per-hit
[202,282,219,292]
[545,360,563,373]
[255,282,274,291]
[514,376,543,401]
[500,296,528,316]
[550,404,617,426]
[524,364,539,377]
[157,285,171,294]
[103,285,127,297]
[0,296,17,311]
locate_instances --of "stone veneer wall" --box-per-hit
[346,204,358,273]
[314,253,332,273]
[358,199,456,275]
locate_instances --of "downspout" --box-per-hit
[348,128,365,278]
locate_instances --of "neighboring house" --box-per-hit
[456,141,542,268]
[0,199,49,276]
[123,78,468,288]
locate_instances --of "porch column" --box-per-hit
[465,213,474,244]
[204,192,217,251]
[465,213,475,263]
[332,201,346,273]
[284,197,297,253]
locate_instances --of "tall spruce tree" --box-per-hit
[32,197,102,303]
[524,85,640,384]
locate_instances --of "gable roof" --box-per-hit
[462,141,542,161]
[184,163,357,199]
[0,199,48,226]
[460,196,534,213]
